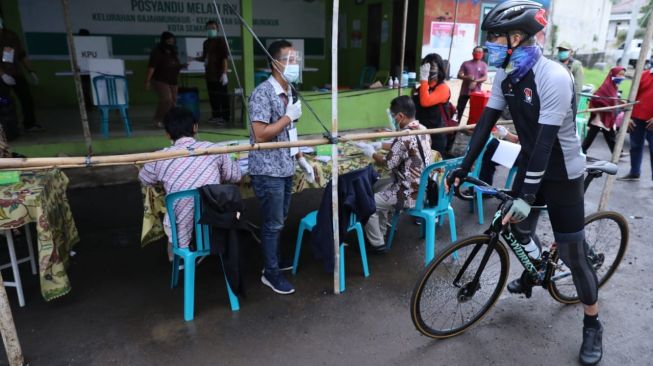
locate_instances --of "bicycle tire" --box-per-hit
[548,211,629,304]
[410,235,510,339]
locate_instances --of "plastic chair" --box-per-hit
[92,75,132,138]
[385,157,463,265]
[0,226,36,307]
[292,211,369,293]
[166,189,239,321]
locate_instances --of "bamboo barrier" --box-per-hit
[0,102,635,172]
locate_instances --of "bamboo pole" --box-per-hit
[331,0,341,294]
[398,0,409,96]
[598,6,653,211]
[0,273,24,366]
[61,0,93,155]
[445,0,460,78]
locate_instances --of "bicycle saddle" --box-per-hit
[586,160,618,175]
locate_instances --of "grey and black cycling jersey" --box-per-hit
[487,57,585,196]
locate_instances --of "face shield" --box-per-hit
[274,49,303,85]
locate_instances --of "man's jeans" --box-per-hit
[251,175,293,276]
[629,118,653,179]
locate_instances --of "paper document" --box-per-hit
[491,140,521,168]
[288,127,298,156]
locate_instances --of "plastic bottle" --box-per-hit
[388,77,394,89]
[401,71,409,87]
[393,77,399,88]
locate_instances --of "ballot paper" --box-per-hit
[289,127,298,156]
[491,140,521,168]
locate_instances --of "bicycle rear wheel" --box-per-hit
[410,235,510,339]
[548,211,628,304]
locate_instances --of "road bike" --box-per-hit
[410,161,629,338]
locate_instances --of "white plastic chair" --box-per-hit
[0,226,37,307]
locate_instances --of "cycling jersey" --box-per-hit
[487,57,585,198]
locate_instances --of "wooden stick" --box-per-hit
[398,0,408,96]
[331,0,341,295]
[61,0,93,155]
[598,7,653,211]
[0,273,23,366]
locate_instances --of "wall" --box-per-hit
[548,0,612,54]
[2,0,332,107]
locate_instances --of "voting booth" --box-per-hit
[178,37,206,73]
[73,36,112,72]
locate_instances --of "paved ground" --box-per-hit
[0,136,651,366]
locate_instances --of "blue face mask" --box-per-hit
[508,45,542,82]
[557,50,570,61]
[485,41,509,68]
[283,64,300,83]
[612,76,625,85]
[207,29,218,39]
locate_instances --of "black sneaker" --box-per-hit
[506,270,534,298]
[579,322,603,366]
[617,173,640,181]
[261,272,295,295]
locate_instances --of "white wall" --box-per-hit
[549,0,612,53]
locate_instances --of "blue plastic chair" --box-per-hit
[385,157,463,265]
[92,75,132,138]
[166,189,239,321]
[292,211,369,293]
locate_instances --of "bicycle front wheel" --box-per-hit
[548,211,629,304]
[410,235,510,339]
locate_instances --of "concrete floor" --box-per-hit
[0,136,651,365]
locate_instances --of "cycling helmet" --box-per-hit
[481,0,548,37]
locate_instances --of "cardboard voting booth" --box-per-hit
[73,36,112,72]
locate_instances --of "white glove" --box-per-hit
[29,72,39,85]
[419,63,431,81]
[495,125,509,139]
[370,141,383,150]
[357,143,376,158]
[298,156,315,183]
[1,74,16,86]
[285,100,302,121]
[220,73,228,86]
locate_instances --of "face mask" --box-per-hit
[207,29,218,38]
[473,52,483,61]
[428,63,439,81]
[283,64,300,83]
[557,50,570,61]
[507,45,541,82]
[387,109,397,131]
[612,76,625,85]
[485,41,509,68]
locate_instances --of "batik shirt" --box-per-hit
[247,76,295,177]
[379,123,433,208]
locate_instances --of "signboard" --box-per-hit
[73,36,112,71]
[422,22,476,78]
[18,0,325,58]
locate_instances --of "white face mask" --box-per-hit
[283,64,300,83]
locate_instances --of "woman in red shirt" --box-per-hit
[413,53,451,154]
[581,66,625,154]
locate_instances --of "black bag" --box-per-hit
[415,136,439,208]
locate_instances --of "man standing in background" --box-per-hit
[456,46,488,124]
[557,41,584,96]
[197,20,230,125]
[0,16,41,139]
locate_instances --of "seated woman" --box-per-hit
[357,96,433,252]
[413,53,451,155]
[139,107,242,260]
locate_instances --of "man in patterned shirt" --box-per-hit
[139,107,241,260]
[359,96,433,252]
[248,40,303,295]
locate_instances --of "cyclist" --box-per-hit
[446,1,602,364]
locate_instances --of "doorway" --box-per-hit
[366,3,382,70]
[390,0,418,77]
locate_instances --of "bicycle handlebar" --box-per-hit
[454,176,514,203]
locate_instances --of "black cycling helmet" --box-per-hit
[481,0,548,37]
